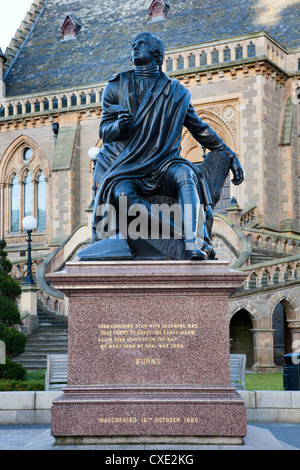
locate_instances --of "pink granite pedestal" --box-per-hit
[48,260,248,445]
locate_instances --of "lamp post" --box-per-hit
[88,147,99,208]
[22,216,37,285]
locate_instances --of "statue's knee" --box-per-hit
[111,181,136,205]
[172,165,198,187]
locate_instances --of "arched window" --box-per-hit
[211,49,219,64]
[80,93,87,105]
[34,100,40,112]
[223,47,231,62]
[247,42,256,58]
[37,171,46,231]
[90,91,96,103]
[177,56,184,70]
[71,94,77,106]
[62,96,68,108]
[235,45,243,60]
[23,171,33,218]
[188,53,196,69]
[166,58,173,72]
[43,98,49,111]
[200,52,207,66]
[10,175,20,232]
[25,101,31,113]
[2,140,49,237]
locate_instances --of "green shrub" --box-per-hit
[0,295,21,326]
[0,240,26,363]
[0,271,21,300]
[0,323,26,358]
[0,239,12,274]
[26,370,45,382]
[0,358,26,380]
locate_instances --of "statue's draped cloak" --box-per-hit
[92,70,229,240]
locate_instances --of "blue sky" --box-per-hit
[0,0,34,52]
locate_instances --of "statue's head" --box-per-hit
[131,32,165,69]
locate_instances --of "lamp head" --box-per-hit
[22,216,37,232]
[88,147,99,161]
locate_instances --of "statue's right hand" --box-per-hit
[118,111,134,134]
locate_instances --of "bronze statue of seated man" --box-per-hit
[78,32,243,262]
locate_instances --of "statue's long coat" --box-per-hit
[92,70,230,240]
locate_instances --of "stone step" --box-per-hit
[17,350,67,361]
[24,344,68,351]
[26,331,68,339]
[14,360,49,371]
[14,302,69,372]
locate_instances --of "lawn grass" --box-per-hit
[245,372,284,391]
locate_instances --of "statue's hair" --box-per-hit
[132,32,165,71]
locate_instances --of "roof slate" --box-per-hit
[4,0,300,97]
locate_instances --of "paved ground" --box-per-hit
[0,422,299,451]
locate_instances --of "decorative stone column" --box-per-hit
[225,198,243,226]
[251,328,277,372]
[20,284,40,335]
[287,321,300,353]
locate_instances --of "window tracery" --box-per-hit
[0,137,50,237]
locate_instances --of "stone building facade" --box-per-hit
[0,0,300,371]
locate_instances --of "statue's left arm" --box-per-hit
[184,103,244,185]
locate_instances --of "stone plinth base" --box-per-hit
[48,260,247,443]
[51,384,246,444]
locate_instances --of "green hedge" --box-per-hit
[0,379,44,391]
[0,369,45,391]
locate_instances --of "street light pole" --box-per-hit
[88,147,99,209]
[22,216,37,285]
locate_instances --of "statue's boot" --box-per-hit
[182,202,215,261]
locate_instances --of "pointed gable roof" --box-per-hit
[148,0,170,22]
[3,0,300,97]
[60,14,81,40]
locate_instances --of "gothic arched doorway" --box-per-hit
[272,301,292,365]
[230,309,254,367]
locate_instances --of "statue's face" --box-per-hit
[131,35,153,66]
